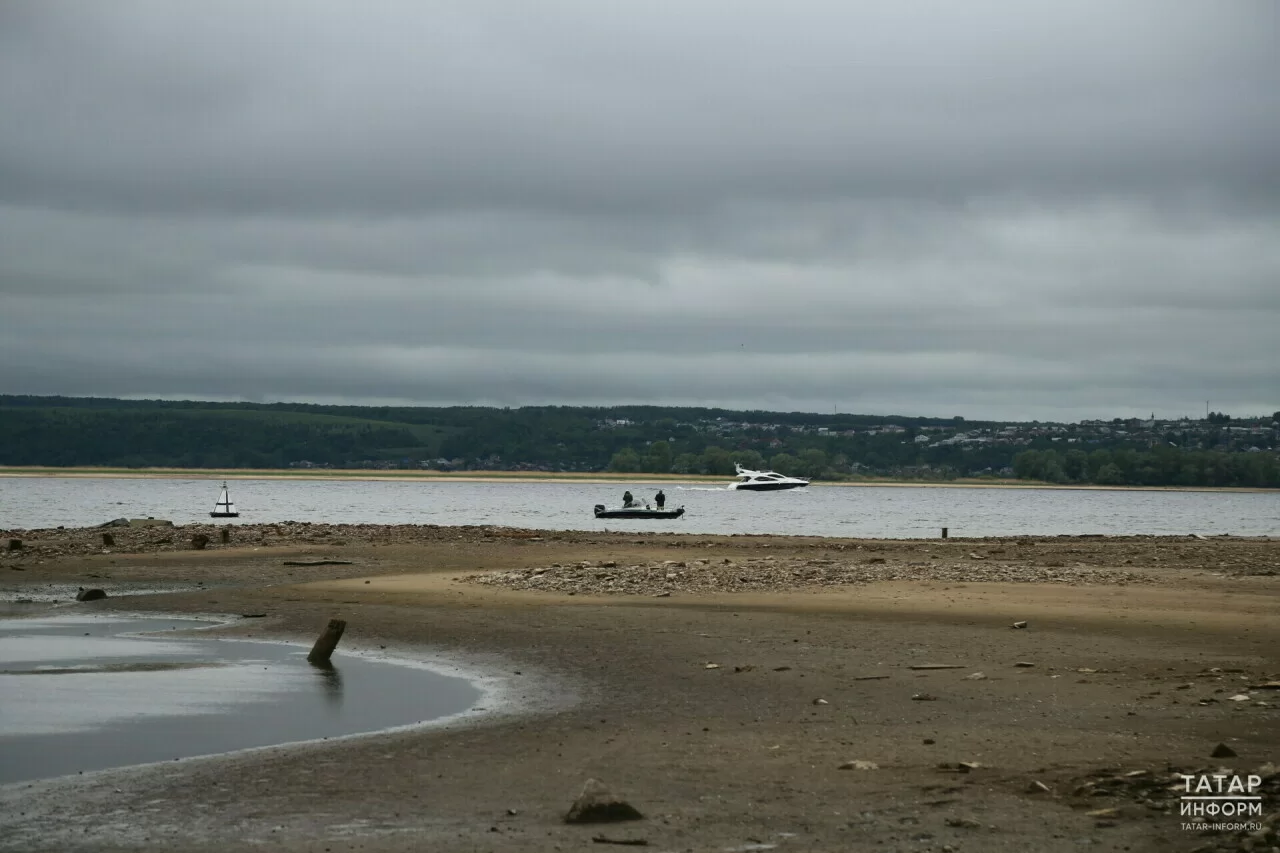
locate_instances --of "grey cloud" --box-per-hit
[0,1,1277,421]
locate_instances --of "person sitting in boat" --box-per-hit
[655,490,666,509]
[623,490,634,508]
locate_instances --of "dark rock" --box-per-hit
[97,519,130,528]
[591,836,649,846]
[76,588,107,602]
[564,779,644,824]
[1211,743,1237,758]
[190,534,210,550]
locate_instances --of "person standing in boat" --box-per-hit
[623,490,634,508]
[655,490,666,510]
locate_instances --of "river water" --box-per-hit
[2,476,1277,537]
[0,614,482,785]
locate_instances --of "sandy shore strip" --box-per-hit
[0,524,1277,852]
[1,464,1272,492]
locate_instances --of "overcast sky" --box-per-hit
[1,1,1276,422]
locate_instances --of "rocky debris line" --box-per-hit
[465,555,1156,596]
[0,522,568,562]
[0,523,1274,577]
[1063,764,1279,852]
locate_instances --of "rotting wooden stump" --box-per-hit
[220,528,230,544]
[102,533,115,547]
[7,539,21,552]
[307,619,347,665]
[190,533,210,550]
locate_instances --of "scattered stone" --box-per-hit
[190,534,210,550]
[854,675,890,681]
[75,588,107,602]
[1013,661,1036,668]
[937,762,983,773]
[910,664,966,670]
[812,698,829,705]
[944,816,981,828]
[912,693,938,701]
[463,549,1157,597]
[281,560,354,567]
[1029,781,1052,793]
[1211,743,1237,758]
[1229,694,1252,702]
[590,836,648,846]
[964,672,987,680]
[704,663,720,669]
[838,760,879,771]
[241,613,267,619]
[1012,621,1028,629]
[564,779,644,824]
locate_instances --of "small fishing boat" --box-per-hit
[728,463,809,491]
[593,504,685,520]
[210,482,239,518]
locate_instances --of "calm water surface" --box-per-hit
[1,476,1277,537]
[0,614,481,784]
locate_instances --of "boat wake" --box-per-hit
[677,486,729,491]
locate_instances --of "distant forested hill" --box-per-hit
[0,395,1275,487]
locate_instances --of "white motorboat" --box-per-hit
[728,463,810,491]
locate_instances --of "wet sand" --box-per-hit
[0,525,1277,852]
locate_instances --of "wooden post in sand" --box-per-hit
[7,539,21,551]
[941,527,948,539]
[307,619,347,665]
[220,527,230,544]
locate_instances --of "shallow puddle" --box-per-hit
[0,615,482,785]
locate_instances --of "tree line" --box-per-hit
[0,395,1275,488]
[1011,447,1280,488]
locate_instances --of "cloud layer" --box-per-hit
[2,0,1277,420]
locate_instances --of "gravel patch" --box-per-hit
[464,555,1156,596]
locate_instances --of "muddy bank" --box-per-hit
[0,526,1277,852]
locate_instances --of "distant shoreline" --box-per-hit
[0,466,1271,494]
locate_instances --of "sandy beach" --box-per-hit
[1,466,1272,493]
[1,523,1277,852]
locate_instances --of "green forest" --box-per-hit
[0,395,1276,488]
